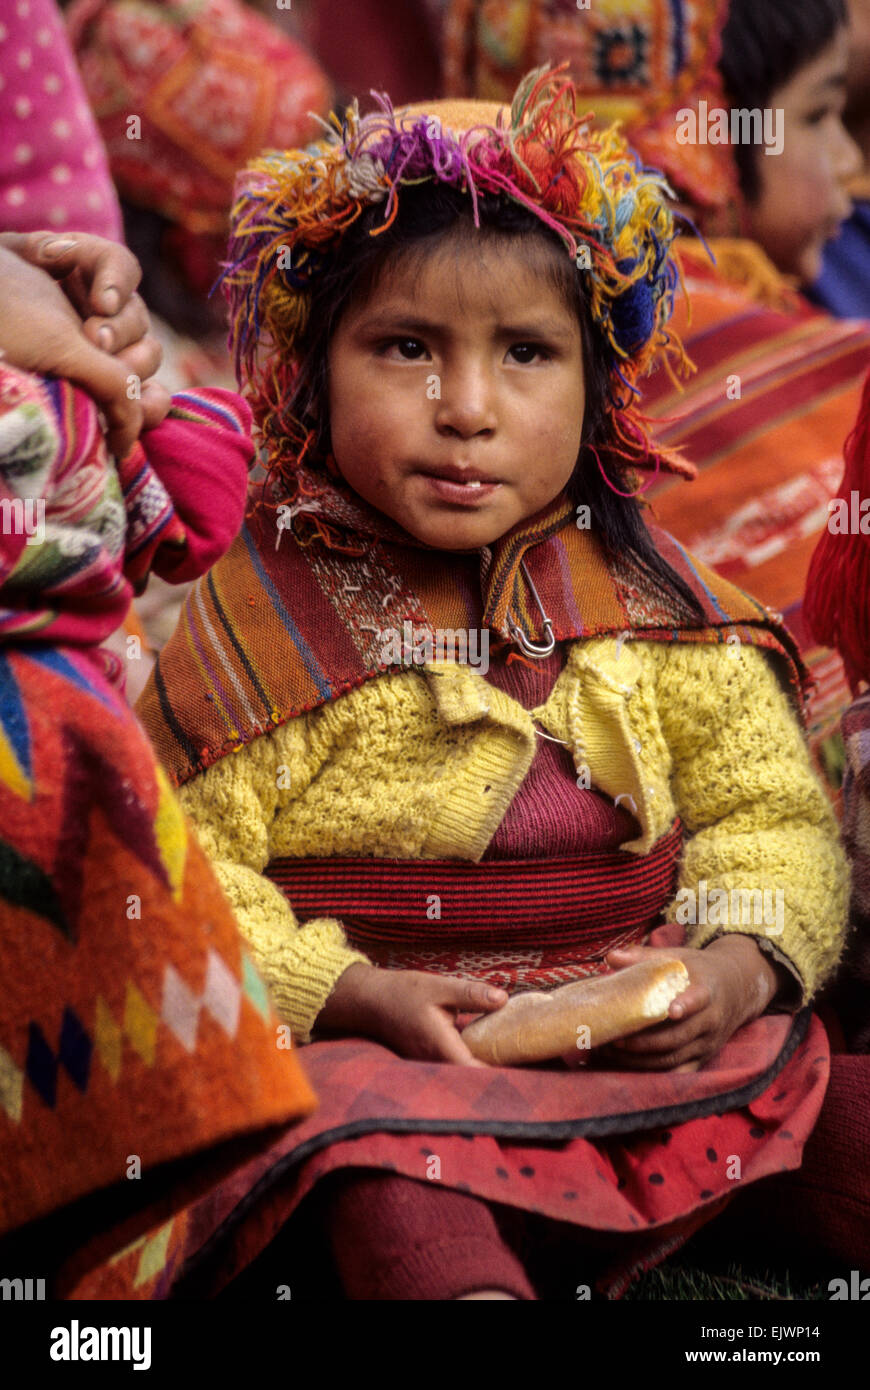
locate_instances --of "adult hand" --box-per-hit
[0,231,170,450]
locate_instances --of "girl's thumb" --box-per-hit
[462,980,508,1011]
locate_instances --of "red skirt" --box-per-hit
[63,995,828,1298]
[59,836,830,1298]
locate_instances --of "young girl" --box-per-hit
[137,69,863,1300]
[0,240,315,1298]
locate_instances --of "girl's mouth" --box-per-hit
[420,474,502,506]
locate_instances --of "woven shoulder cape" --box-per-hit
[136,481,811,790]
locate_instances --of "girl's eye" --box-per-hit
[805,104,841,126]
[509,343,549,364]
[385,338,427,359]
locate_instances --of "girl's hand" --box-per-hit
[0,234,169,456]
[315,962,508,1066]
[597,937,781,1073]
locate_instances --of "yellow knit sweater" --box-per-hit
[173,636,850,1042]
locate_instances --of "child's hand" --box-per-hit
[0,235,169,457]
[315,962,508,1066]
[597,937,781,1072]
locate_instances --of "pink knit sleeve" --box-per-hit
[137,388,254,583]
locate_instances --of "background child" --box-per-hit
[0,237,315,1298]
[134,71,867,1300]
[811,0,870,317]
[442,0,861,280]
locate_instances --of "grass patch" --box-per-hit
[624,1256,830,1301]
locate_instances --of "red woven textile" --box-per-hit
[264,818,683,991]
[65,999,829,1298]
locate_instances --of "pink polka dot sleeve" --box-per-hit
[0,0,122,239]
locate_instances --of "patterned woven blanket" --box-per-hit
[0,639,316,1274]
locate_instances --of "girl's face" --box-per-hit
[326,235,585,551]
[743,28,862,284]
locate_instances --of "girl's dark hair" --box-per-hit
[718,0,848,201]
[283,180,705,623]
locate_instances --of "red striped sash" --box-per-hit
[264,818,683,989]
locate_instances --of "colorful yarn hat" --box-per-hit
[804,369,870,694]
[223,63,697,513]
[442,0,741,233]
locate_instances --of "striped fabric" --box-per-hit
[137,483,811,790]
[264,818,683,990]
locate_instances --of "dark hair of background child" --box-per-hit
[718,0,848,201]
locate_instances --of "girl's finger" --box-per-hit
[103,400,144,464]
[441,977,508,1015]
[609,1009,709,1054]
[114,337,165,390]
[430,1014,490,1067]
[605,946,649,964]
[666,982,708,1021]
[53,264,92,320]
[139,380,173,431]
[49,334,127,409]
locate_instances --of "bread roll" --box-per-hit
[462,957,690,1066]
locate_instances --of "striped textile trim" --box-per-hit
[137,493,811,789]
[166,391,250,433]
[347,936,653,990]
[264,819,682,991]
[263,817,683,943]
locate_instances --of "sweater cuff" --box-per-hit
[686,926,806,1010]
[254,917,371,1044]
[685,921,808,1006]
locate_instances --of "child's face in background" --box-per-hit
[326,236,585,550]
[743,27,862,284]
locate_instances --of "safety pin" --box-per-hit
[506,560,556,658]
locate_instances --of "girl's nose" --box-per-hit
[433,365,497,439]
[834,117,864,183]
